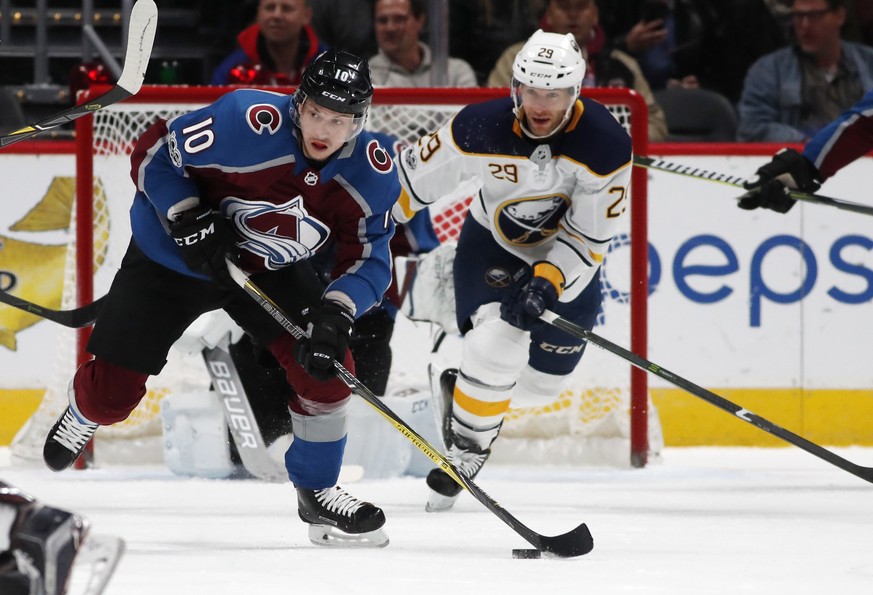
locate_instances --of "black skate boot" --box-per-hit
[43,406,98,472]
[11,504,89,595]
[426,432,491,512]
[426,366,459,450]
[296,486,388,547]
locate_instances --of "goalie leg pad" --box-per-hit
[160,390,235,479]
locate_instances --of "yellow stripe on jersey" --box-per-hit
[453,387,512,418]
[563,100,584,133]
[558,223,605,264]
[394,188,416,223]
[533,261,565,296]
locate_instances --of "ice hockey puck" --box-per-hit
[512,548,542,559]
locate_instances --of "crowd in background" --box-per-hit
[3,0,873,143]
[193,0,873,143]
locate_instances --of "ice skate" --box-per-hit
[296,486,388,547]
[428,367,457,450]
[426,433,491,512]
[43,406,98,472]
[11,504,88,595]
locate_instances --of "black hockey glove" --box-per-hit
[737,148,822,214]
[500,269,559,332]
[294,301,355,382]
[169,204,237,287]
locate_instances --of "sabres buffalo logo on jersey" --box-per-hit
[495,194,569,246]
[221,195,330,270]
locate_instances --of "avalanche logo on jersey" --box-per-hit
[221,196,330,270]
[245,104,283,135]
[495,194,569,246]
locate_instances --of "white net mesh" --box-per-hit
[12,86,659,468]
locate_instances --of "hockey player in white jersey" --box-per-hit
[393,30,632,511]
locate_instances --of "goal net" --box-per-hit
[11,86,658,469]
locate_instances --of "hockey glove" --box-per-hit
[294,301,355,382]
[500,269,560,332]
[737,148,822,214]
[169,204,237,287]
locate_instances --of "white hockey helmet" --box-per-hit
[511,30,586,139]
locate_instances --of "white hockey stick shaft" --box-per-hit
[0,0,157,147]
[634,155,873,217]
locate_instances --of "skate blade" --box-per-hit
[69,534,125,595]
[307,524,389,548]
[425,489,459,513]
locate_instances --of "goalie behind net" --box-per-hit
[11,86,660,468]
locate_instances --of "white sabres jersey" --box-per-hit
[393,96,632,300]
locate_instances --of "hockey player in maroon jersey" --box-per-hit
[42,49,398,547]
[393,30,632,511]
[739,88,873,213]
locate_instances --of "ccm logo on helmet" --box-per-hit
[321,90,348,103]
[367,140,393,174]
[246,104,283,135]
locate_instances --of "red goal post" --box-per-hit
[70,85,651,466]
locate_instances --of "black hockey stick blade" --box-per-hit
[633,155,873,217]
[0,291,105,328]
[0,0,157,148]
[225,259,594,557]
[541,310,873,484]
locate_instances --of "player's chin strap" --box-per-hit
[633,155,873,217]
[224,257,594,558]
[539,309,873,484]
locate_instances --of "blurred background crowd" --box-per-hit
[2,0,873,143]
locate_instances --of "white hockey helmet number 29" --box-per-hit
[511,30,586,138]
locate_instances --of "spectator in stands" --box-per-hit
[487,0,669,142]
[597,0,702,91]
[369,0,478,87]
[311,0,378,59]
[210,0,328,86]
[843,0,873,45]
[599,0,784,104]
[737,0,873,142]
[449,0,547,85]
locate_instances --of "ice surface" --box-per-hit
[3,446,873,594]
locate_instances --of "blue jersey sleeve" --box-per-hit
[803,89,873,180]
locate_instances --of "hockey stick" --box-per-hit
[540,309,873,484]
[0,290,105,328]
[225,259,594,558]
[633,155,873,217]
[0,0,157,148]
[202,336,290,482]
